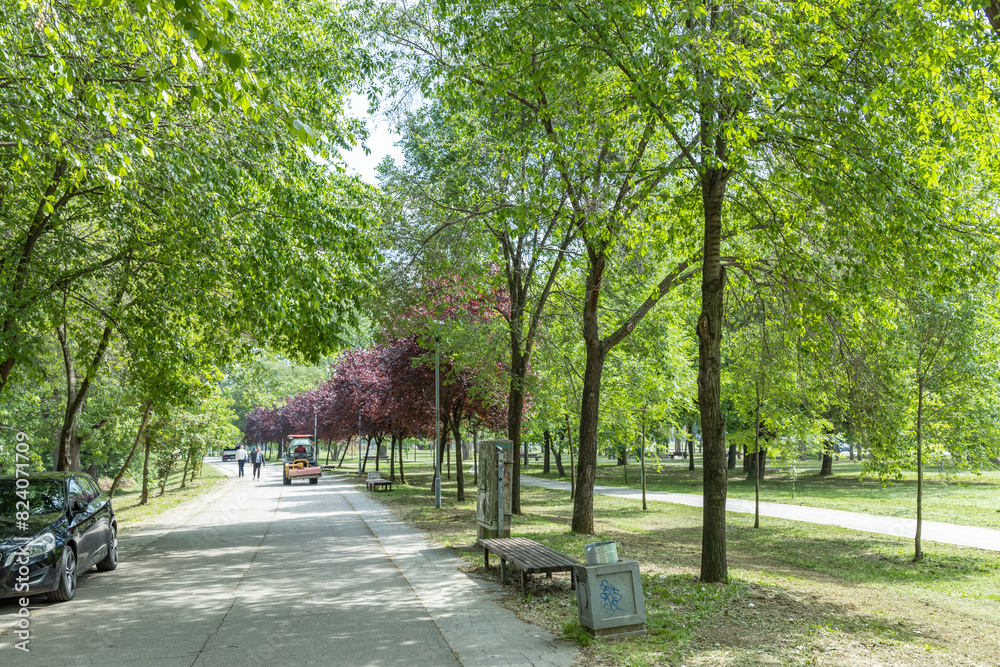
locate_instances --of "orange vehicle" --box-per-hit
[282,435,321,485]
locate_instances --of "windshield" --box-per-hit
[287,438,314,457]
[0,479,66,516]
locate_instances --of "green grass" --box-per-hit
[107,462,228,531]
[525,454,1000,530]
[338,463,1000,667]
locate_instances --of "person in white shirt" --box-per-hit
[236,445,247,477]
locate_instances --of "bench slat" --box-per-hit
[480,537,578,595]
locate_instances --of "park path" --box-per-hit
[520,475,1000,552]
[0,462,576,666]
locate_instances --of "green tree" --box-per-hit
[377,103,577,512]
[1,0,379,398]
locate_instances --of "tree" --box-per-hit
[882,291,1000,561]
[1,0,379,399]
[379,103,576,513]
[512,0,1000,582]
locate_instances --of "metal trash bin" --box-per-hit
[574,559,646,637]
[584,541,619,564]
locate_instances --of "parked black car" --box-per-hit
[0,472,118,602]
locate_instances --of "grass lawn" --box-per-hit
[103,461,228,532]
[333,462,1000,667]
[524,454,1000,530]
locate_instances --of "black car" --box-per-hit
[0,472,118,602]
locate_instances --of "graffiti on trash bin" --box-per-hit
[599,579,625,617]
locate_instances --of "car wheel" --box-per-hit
[283,474,291,486]
[96,524,118,572]
[309,477,318,485]
[48,547,77,602]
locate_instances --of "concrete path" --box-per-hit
[521,475,1000,552]
[0,461,577,666]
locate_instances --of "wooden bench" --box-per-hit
[479,537,578,596]
[366,471,393,492]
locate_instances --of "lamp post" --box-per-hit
[434,332,442,509]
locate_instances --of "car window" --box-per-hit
[68,477,86,505]
[0,479,66,515]
[81,476,100,498]
[80,477,102,504]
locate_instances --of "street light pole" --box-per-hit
[434,335,442,509]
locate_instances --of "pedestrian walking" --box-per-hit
[251,446,265,480]
[236,444,247,477]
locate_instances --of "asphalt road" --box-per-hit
[0,462,577,666]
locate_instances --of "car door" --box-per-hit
[80,476,110,566]
[67,476,98,569]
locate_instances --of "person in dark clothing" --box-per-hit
[251,446,265,480]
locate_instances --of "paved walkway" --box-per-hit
[0,462,577,666]
[521,475,1000,552]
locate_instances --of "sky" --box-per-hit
[339,93,404,185]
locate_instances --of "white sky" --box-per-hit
[339,93,404,185]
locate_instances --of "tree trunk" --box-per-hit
[181,446,191,488]
[0,357,14,398]
[543,429,552,474]
[110,403,152,498]
[727,443,737,470]
[56,305,117,472]
[641,411,647,511]
[915,377,925,562]
[566,413,575,499]
[396,434,406,484]
[752,387,762,528]
[159,456,171,496]
[472,429,477,486]
[451,406,465,502]
[389,433,397,482]
[139,433,152,506]
[438,413,450,487]
[571,240,608,534]
[554,449,565,476]
[507,350,527,514]
[985,2,1000,36]
[820,440,834,476]
[687,423,695,471]
[338,436,351,468]
[698,169,729,583]
[362,437,371,473]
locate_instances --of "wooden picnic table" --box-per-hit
[479,537,578,596]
